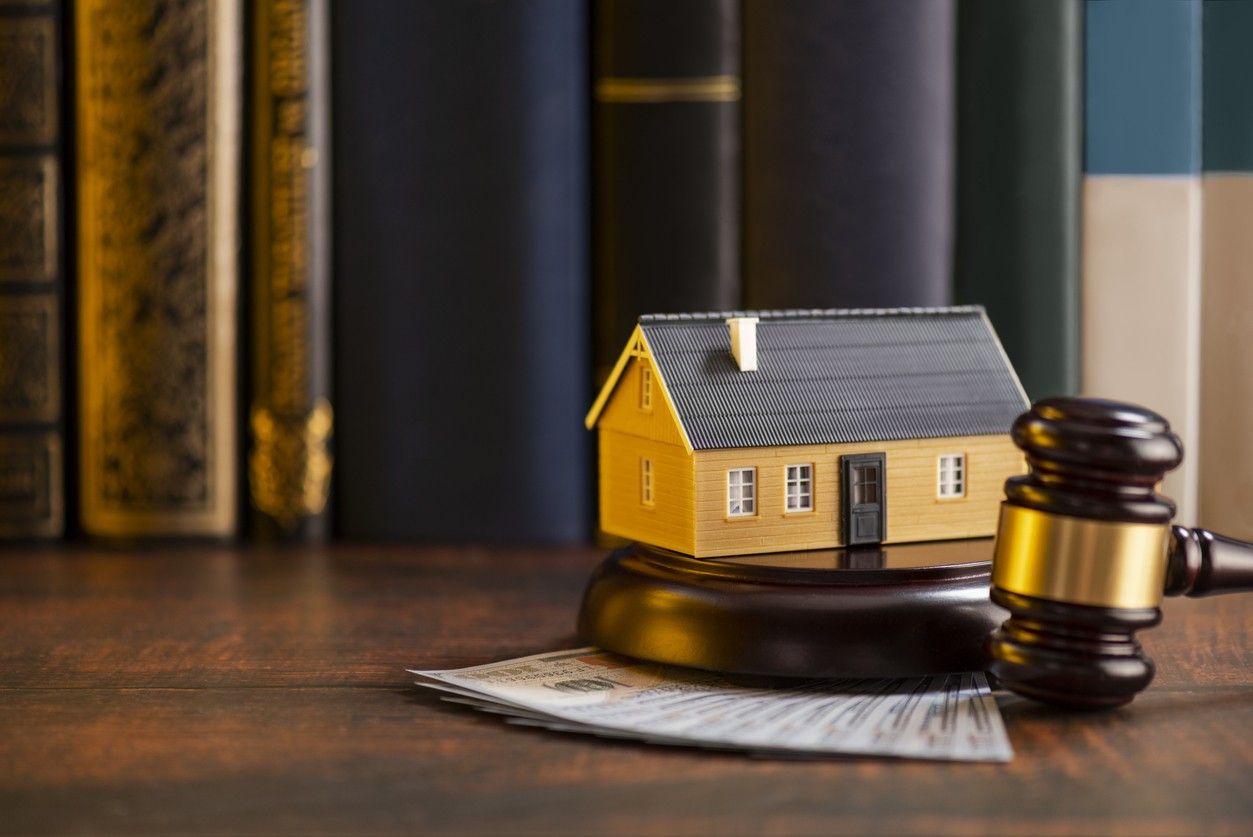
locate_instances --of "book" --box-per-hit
[1199,0,1253,539]
[1081,0,1202,521]
[248,0,332,540]
[742,0,954,309]
[954,0,1082,402]
[592,0,740,385]
[332,0,589,542]
[0,0,65,538]
[75,0,241,537]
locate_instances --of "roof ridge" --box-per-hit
[637,305,986,324]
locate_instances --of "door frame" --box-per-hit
[840,452,886,545]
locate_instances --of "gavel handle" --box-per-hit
[1165,526,1253,597]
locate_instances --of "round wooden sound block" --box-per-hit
[578,539,1005,678]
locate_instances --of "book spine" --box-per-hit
[955,0,1082,402]
[1199,0,1253,539]
[743,0,954,309]
[0,0,65,538]
[75,0,241,537]
[332,1,589,541]
[249,0,332,540]
[1081,0,1202,521]
[592,0,740,385]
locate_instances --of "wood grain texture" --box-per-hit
[599,429,695,554]
[597,351,687,447]
[0,544,1250,834]
[597,347,696,553]
[694,435,1024,557]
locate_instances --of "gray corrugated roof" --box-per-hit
[638,307,1028,450]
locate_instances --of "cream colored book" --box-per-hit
[1081,177,1201,521]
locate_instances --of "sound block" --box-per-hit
[578,539,1005,678]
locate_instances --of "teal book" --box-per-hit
[954,0,1081,402]
[1080,0,1202,521]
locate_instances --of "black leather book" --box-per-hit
[0,0,67,538]
[593,0,740,385]
[743,0,954,309]
[332,0,589,542]
[955,0,1081,401]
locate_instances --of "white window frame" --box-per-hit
[639,365,653,411]
[937,453,966,499]
[727,468,756,517]
[641,458,654,506]
[784,464,813,513]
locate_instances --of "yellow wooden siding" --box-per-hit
[598,429,694,553]
[597,355,685,446]
[692,435,1024,557]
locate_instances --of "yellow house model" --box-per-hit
[584,307,1029,558]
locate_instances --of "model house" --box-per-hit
[585,307,1029,557]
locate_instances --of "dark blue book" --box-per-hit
[743,0,955,309]
[332,0,589,542]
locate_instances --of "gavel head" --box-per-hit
[988,397,1183,708]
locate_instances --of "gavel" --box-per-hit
[988,397,1253,708]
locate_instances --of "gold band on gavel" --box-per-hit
[991,504,1170,609]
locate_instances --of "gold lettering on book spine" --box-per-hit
[250,0,331,528]
[76,0,239,535]
[249,400,332,526]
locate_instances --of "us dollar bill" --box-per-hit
[411,648,1013,762]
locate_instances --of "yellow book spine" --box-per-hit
[76,0,240,537]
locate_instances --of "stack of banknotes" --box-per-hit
[411,648,1013,762]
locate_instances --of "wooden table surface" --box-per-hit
[1,544,1250,835]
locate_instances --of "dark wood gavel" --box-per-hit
[988,397,1253,708]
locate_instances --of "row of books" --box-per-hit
[1081,0,1252,538]
[965,0,1249,541]
[1,0,330,541]
[1,1,1248,544]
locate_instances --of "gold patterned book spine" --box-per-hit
[76,0,240,537]
[249,0,331,539]
[0,0,65,538]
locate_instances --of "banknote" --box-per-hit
[411,648,1013,762]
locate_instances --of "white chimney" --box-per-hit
[726,317,759,372]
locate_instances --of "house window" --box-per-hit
[727,468,756,517]
[938,454,965,498]
[785,464,813,512]
[852,464,880,505]
[641,458,654,505]
[639,365,653,410]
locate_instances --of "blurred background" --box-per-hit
[0,0,1249,547]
